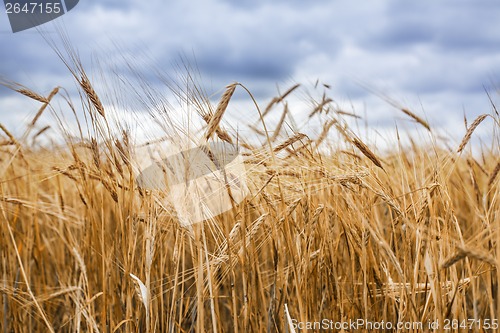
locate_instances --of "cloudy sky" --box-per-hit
[1,0,499,148]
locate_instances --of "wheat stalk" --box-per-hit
[488,161,500,188]
[270,102,289,142]
[441,246,496,268]
[80,75,105,118]
[309,95,332,118]
[400,108,431,131]
[0,124,17,145]
[30,87,59,127]
[205,83,237,141]
[351,137,384,170]
[261,83,300,119]
[15,88,49,104]
[276,84,300,104]
[336,109,361,119]
[315,119,336,147]
[284,304,297,333]
[457,114,488,153]
[273,133,306,153]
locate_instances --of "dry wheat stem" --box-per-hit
[261,83,300,119]
[0,124,17,144]
[336,109,361,119]
[351,137,384,170]
[33,126,51,141]
[275,83,300,104]
[488,161,500,188]
[270,103,289,142]
[15,88,49,104]
[441,246,496,268]
[315,119,336,148]
[205,83,237,141]
[457,114,488,153]
[309,96,333,118]
[31,87,59,127]
[273,133,306,153]
[400,108,431,131]
[80,75,105,118]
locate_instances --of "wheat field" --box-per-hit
[0,57,499,332]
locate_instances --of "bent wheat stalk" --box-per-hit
[205,83,237,142]
[457,114,488,153]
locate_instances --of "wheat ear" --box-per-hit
[457,114,488,153]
